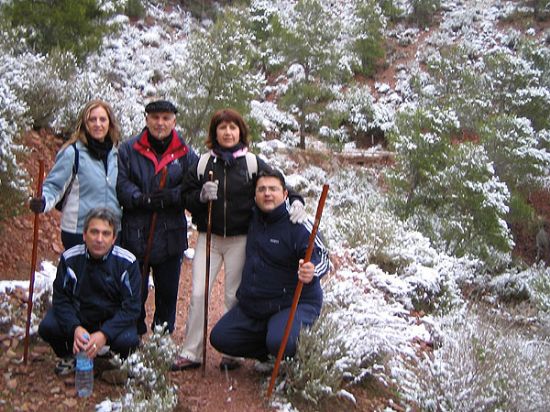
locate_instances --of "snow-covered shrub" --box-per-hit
[249,100,299,139]
[388,106,514,270]
[0,75,29,219]
[284,266,434,408]
[528,264,550,313]
[394,306,550,411]
[284,311,353,408]
[108,325,178,411]
[17,52,80,130]
[166,9,264,147]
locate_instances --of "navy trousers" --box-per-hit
[138,254,182,335]
[38,309,139,358]
[209,303,319,361]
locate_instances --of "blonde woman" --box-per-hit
[29,99,121,249]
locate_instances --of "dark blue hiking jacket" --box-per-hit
[236,202,330,319]
[52,244,141,343]
[117,129,198,263]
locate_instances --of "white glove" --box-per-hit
[289,201,307,224]
[200,180,218,203]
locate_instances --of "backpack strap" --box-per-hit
[72,143,79,174]
[197,151,258,180]
[196,152,211,180]
[55,143,79,211]
[244,152,258,180]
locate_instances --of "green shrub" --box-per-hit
[1,0,117,61]
[527,263,550,312]
[351,0,386,77]
[411,0,441,27]
[117,325,179,411]
[125,0,146,20]
[387,107,514,270]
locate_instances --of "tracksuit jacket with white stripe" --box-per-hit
[52,244,141,343]
[236,202,330,319]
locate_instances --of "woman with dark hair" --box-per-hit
[29,99,122,249]
[172,108,307,371]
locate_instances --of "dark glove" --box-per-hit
[134,194,155,210]
[149,189,178,209]
[29,196,46,214]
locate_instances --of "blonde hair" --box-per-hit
[62,99,121,149]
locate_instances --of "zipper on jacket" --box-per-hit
[223,164,227,237]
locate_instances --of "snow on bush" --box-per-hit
[392,306,550,411]
[98,325,179,412]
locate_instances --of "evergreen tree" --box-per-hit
[1,0,118,61]
[165,9,264,147]
[276,0,347,149]
[351,0,387,77]
[387,107,513,270]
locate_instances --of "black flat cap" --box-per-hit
[145,100,178,114]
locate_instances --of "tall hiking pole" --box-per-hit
[24,160,45,365]
[266,184,329,399]
[202,171,214,376]
[142,167,168,281]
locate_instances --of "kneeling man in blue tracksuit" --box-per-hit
[210,168,329,362]
[39,207,141,376]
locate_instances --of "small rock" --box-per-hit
[50,386,61,394]
[7,378,17,389]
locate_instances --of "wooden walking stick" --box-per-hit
[142,167,168,280]
[24,160,45,365]
[266,184,329,399]
[202,171,214,376]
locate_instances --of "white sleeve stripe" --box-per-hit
[63,244,86,259]
[112,246,137,263]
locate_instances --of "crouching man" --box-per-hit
[39,207,141,377]
[209,168,329,363]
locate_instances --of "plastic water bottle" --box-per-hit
[75,335,93,397]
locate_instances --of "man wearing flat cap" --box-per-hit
[117,99,198,336]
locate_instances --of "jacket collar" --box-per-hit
[256,201,288,224]
[133,129,189,174]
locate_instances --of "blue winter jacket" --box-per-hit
[52,244,141,343]
[117,129,198,264]
[42,140,120,234]
[236,202,330,319]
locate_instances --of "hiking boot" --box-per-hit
[101,368,128,385]
[171,356,201,371]
[54,356,75,376]
[219,356,241,371]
